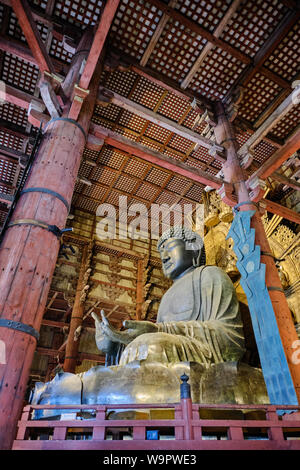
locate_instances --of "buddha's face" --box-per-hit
[159,237,195,280]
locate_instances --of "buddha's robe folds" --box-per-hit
[119,266,245,366]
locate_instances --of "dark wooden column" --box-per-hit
[136,259,144,321]
[0,45,103,452]
[63,242,93,373]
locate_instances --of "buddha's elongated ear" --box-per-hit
[192,244,206,267]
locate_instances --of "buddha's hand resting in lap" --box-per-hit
[92,311,158,346]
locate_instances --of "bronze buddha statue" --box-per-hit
[93,226,245,368]
[30,227,268,415]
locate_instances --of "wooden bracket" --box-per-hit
[86,133,104,151]
[240,148,254,169]
[68,84,90,121]
[247,176,266,202]
[27,98,50,128]
[217,182,235,207]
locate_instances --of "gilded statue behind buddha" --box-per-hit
[31,227,269,415]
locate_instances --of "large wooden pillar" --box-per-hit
[0,43,103,452]
[214,102,300,402]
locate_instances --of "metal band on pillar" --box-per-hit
[268,286,285,293]
[20,188,70,212]
[0,319,39,341]
[8,219,72,239]
[43,117,87,140]
[233,201,259,213]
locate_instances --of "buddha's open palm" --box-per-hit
[92,311,157,346]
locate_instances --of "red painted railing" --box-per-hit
[12,401,300,450]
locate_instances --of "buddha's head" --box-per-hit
[157,226,206,280]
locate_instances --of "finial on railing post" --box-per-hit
[180,373,191,399]
[180,374,194,440]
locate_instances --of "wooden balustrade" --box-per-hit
[12,401,300,450]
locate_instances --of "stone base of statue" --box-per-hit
[30,360,269,420]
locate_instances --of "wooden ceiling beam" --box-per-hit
[79,0,120,91]
[146,0,252,65]
[224,9,300,103]
[0,34,67,73]
[181,0,243,89]
[68,0,120,121]
[261,199,300,225]
[89,122,224,189]
[98,86,223,152]
[140,0,177,67]
[0,0,81,42]
[238,87,300,155]
[270,171,300,192]
[41,319,69,329]
[247,125,300,182]
[108,47,215,112]
[11,0,55,74]
[4,83,44,111]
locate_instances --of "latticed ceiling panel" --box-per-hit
[76,195,100,212]
[147,18,207,83]
[143,122,172,143]
[114,173,138,192]
[182,109,208,133]
[191,145,213,164]
[0,205,7,224]
[166,175,192,194]
[98,147,127,169]
[264,19,300,81]
[100,70,138,98]
[0,130,24,151]
[30,0,48,10]
[94,102,121,122]
[139,135,163,151]
[135,180,159,200]
[162,147,185,161]
[129,76,165,110]
[0,103,27,129]
[118,110,148,133]
[123,157,149,177]
[253,140,278,164]
[185,157,210,171]
[82,147,101,163]
[144,166,170,186]
[49,36,74,63]
[7,11,26,42]
[110,0,163,61]
[219,0,288,58]
[168,133,194,154]
[238,72,282,123]
[91,165,117,185]
[185,183,204,201]
[7,10,49,43]
[189,47,247,100]
[0,158,18,186]
[176,0,233,33]
[156,91,190,121]
[154,189,181,205]
[54,0,104,27]
[83,183,108,200]
[2,53,39,94]
[269,104,300,140]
